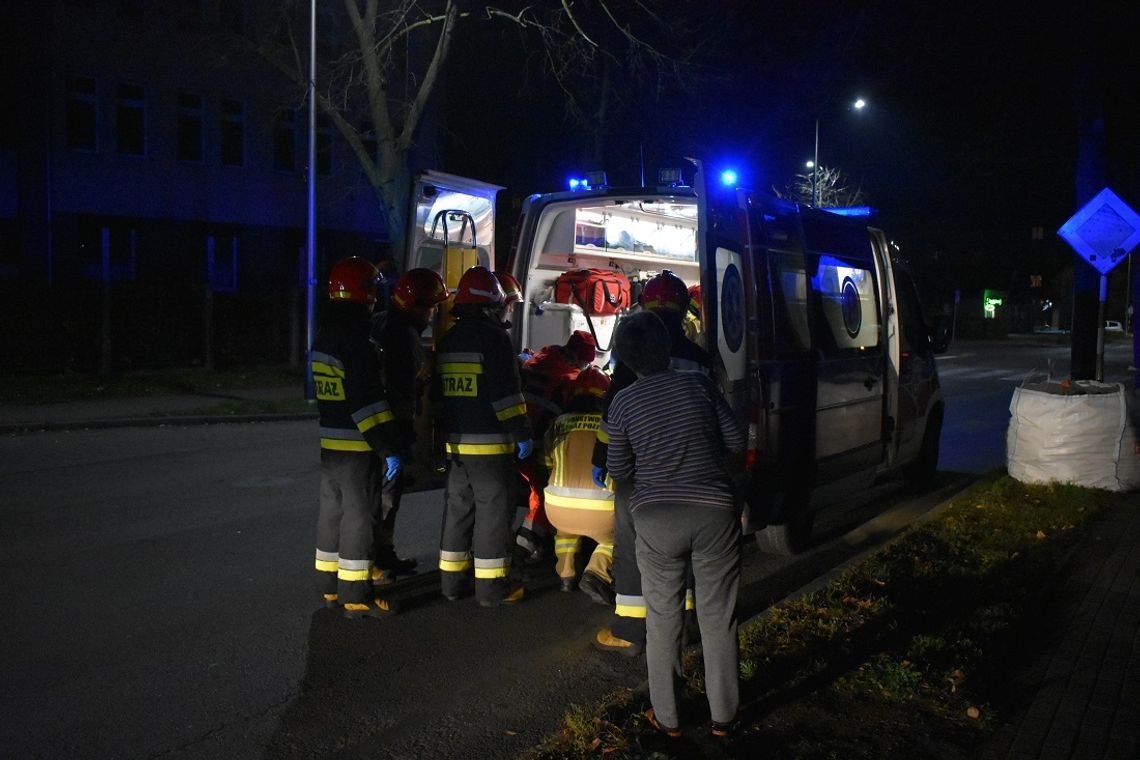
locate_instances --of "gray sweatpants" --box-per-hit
[634,501,740,728]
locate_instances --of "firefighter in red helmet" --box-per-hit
[368,268,449,585]
[543,366,617,602]
[495,270,524,329]
[434,267,534,606]
[592,269,713,654]
[684,283,703,344]
[311,256,407,619]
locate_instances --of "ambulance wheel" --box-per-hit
[905,404,943,486]
[754,508,814,556]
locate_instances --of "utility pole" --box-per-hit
[304,0,316,400]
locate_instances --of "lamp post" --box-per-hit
[812,97,866,207]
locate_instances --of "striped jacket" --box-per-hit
[435,311,532,456]
[310,303,406,456]
[605,370,745,512]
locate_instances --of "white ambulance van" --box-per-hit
[498,163,945,554]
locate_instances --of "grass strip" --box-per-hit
[524,474,1130,759]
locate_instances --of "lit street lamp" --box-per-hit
[812,97,867,207]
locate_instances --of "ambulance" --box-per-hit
[402,163,945,554]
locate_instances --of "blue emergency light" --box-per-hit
[719,169,738,186]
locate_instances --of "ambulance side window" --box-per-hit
[809,253,881,354]
[894,268,930,355]
[769,251,811,353]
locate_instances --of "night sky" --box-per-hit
[441,2,1137,303]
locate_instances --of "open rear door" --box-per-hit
[403,171,504,492]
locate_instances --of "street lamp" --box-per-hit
[812,97,867,207]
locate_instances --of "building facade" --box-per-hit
[5,1,391,372]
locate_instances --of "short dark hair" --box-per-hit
[614,310,670,375]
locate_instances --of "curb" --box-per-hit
[0,412,317,436]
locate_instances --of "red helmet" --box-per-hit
[391,268,449,311]
[572,366,611,399]
[495,271,523,306]
[454,266,505,305]
[640,270,691,313]
[328,257,382,305]
[688,283,702,307]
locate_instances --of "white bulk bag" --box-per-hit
[1006,380,1140,492]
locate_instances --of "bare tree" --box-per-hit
[232,0,710,257]
[774,164,867,208]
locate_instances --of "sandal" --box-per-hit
[645,708,682,739]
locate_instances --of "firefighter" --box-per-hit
[369,268,450,586]
[543,366,617,601]
[514,329,597,560]
[311,257,407,619]
[435,266,534,606]
[591,269,713,655]
[495,270,523,329]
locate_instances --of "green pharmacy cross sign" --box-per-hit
[1057,187,1140,276]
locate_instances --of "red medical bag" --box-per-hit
[552,269,631,315]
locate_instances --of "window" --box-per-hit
[206,234,239,293]
[810,254,880,352]
[220,98,244,166]
[894,269,929,355]
[769,251,811,352]
[272,110,296,171]
[77,218,137,283]
[315,114,332,175]
[176,92,203,162]
[116,82,146,155]
[66,76,97,150]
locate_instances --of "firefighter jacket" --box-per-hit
[592,331,713,469]
[435,309,532,456]
[311,302,407,457]
[371,308,427,450]
[544,410,615,522]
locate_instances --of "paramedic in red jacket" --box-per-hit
[514,330,596,560]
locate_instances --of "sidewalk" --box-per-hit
[0,386,314,434]
[980,497,1140,760]
[3,391,1137,759]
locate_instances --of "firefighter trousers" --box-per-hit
[315,449,382,605]
[372,468,405,569]
[609,480,647,645]
[554,532,614,582]
[439,454,518,604]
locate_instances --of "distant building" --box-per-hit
[5,1,391,371]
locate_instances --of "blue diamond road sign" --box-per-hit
[1057,187,1140,275]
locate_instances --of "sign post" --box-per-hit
[1057,188,1140,382]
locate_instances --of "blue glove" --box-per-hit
[592,466,607,490]
[385,455,403,481]
[516,439,534,460]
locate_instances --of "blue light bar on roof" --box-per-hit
[823,205,876,217]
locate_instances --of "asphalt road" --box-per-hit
[0,337,1133,759]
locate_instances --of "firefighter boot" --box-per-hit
[593,626,642,657]
[578,570,616,607]
[343,596,399,619]
[478,585,525,608]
